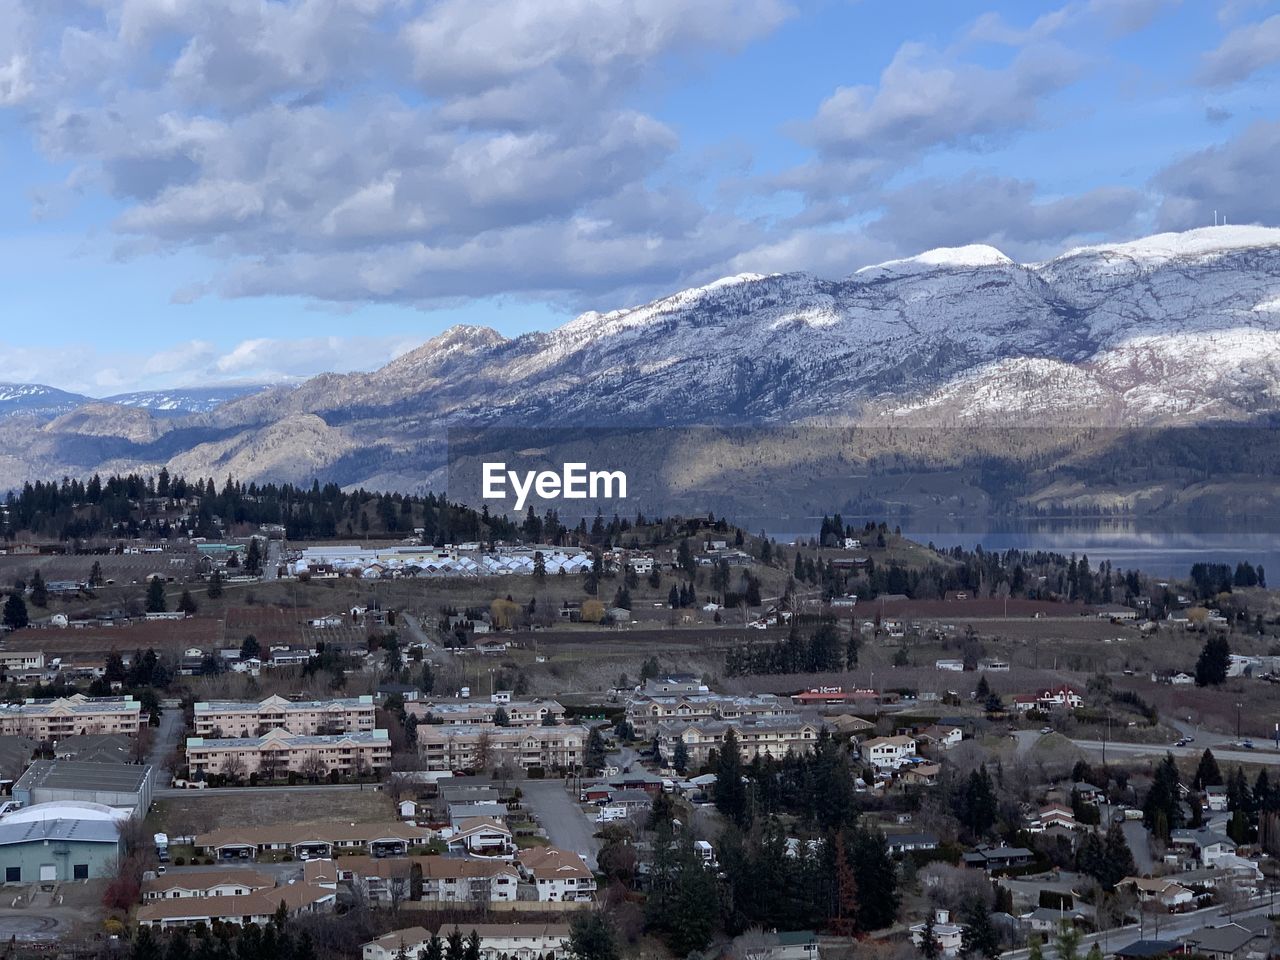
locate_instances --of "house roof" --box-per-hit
[143,868,274,896]
[136,882,333,923]
[517,846,592,880]
[1114,940,1180,959]
[364,928,432,953]
[1181,924,1261,954]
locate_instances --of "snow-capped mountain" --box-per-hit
[103,385,270,416]
[0,383,93,419]
[4,225,1280,496]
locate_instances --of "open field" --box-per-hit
[150,785,396,836]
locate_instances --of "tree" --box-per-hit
[493,707,510,727]
[568,911,620,960]
[206,568,224,599]
[829,832,860,937]
[240,635,261,660]
[533,551,546,581]
[177,589,198,615]
[146,576,167,613]
[1053,923,1081,960]
[89,561,103,587]
[445,929,464,960]
[714,729,748,826]
[918,913,941,960]
[585,727,607,774]
[245,538,263,575]
[28,569,47,608]
[1143,754,1184,839]
[2,593,28,631]
[672,739,689,774]
[1194,748,1223,789]
[464,931,480,960]
[1195,635,1231,686]
[960,896,1000,960]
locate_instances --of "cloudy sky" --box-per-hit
[1,0,1277,394]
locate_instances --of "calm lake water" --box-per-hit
[764,520,1280,580]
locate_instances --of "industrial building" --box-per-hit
[12,760,155,816]
[0,801,126,882]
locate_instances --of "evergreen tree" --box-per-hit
[960,896,1001,960]
[673,739,689,774]
[423,937,444,960]
[464,931,480,960]
[918,914,941,960]
[146,576,167,613]
[714,729,748,826]
[2,593,28,631]
[28,569,47,608]
[568,911,620,960]
[245,538,263,575]
[1195,635,1231,686]
[206,568,223,598]
[177,589,198,615]
[1143,754,1184,839]
[445,929,464,960]
[585,727,606,774]
[1054,923,1081,960]
[1194,748,1223,789]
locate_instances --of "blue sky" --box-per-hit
[0,0,1277,394]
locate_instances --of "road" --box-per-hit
[1073,740,1280,766]
[1000,894,1278,959]
[147,706,185,787]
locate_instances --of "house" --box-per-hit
[142,869,275,901]
[1011,695,1038,713]
[1117,876,1195,910]
[1112,942,1180,960]
[136,882,335,928]
[465,924,572,960]
[963,846,1034,871]
[1170,828,1236,866]
[1029,804,1076,833]
[1170,672,1195,686]
[885,833,939,856]
[516,847,596,902]
[338,856,519,904]
[1022,907,1085,933]
[934,660,965,672]
[911,910,964,957]
[744,931,821,960]
[363,928,432,960]
[1204,785,1229,811]
[446,817,514,856]
[915,725,963,750]
[1180,921,1273,960]
[1071,782,1105,805]
[898,762,941,787]
[1037,686,1083,710]
[861,736,916,769]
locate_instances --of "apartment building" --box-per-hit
[136,881,335,929]
[196,822,433,860]
[656,717,821,767]
[336,855,519,905]
[417,723,587,772]
[0,695,143,739]
[142,869,275,900]
[405,697,566,728]
[185,728,391,779]
[363,925,571,960]
[861,735,918,769]
[193,694,377,737]
[626,692,796,739]
[0,651,45,673]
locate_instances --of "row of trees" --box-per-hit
[725,622,856,676]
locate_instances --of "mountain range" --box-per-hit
[4,225,1280,518]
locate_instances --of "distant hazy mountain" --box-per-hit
[5,225,1280,516]
[0,383,93,419]
[103,385,270,416]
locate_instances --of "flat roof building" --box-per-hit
[12,760,154,815]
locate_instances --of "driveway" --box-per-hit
[516,780,601,870]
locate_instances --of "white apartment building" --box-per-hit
[406,698,566,728]
[416,723,587,772]
[185,728,391,779]
[656,717,821,767]
[193,694,377,737]
[0,695,143,739]
[626,692,796,739]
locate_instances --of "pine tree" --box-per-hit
[918,914,941,960]
[568,911,620,960]
[206,568,223,598]
[1194,748,1223,789]
[714,729,748,826]
[672,739,689,774]
[829,832,860,937]
[177,589,197,615]
[245,538,262,575]
[1195,635,1231,686]
[585,727,606,774]
[146,576,167,613]
[2,593,28,631]
[960,896,1000,960]
[28,569,47,608]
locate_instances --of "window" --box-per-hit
[5,867,19,882]
[73,864,89,880]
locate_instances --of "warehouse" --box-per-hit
[0,801,125,882]
[12,761,154,816]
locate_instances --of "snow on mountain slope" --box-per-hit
[104,385,269,415]
[0,383,92,419]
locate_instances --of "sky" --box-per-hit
[0,0,1278,395]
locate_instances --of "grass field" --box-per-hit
[150,787,397,837]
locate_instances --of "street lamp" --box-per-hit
[1236,702,1242,740]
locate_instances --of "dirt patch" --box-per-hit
[151,787,396,836]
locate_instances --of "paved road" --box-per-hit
[148,706,185,786]
[1073,740,1280,766]
[1000,894,1277,959]
[518,780,600,870]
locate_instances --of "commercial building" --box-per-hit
[0,695,143,739]
[0,801,126,882]
[193,694,377,737]
[416,724,587,772]
[185,728,391,779]
[12,760,154,815]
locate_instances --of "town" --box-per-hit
[0,476,1276,960]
